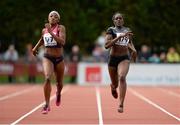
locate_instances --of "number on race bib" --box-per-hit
[43,33,57,46]
[115,36,129,46]
[45,36,53,43]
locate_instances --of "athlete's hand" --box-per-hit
[45,23,51,33]
[117,32,133,39]
[32,49,38,56]
[125,32,133,36]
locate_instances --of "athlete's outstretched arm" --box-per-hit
[32,30,44,56]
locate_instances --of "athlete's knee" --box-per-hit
[119,75,126,83]
[112,82,118,88]
[45,78,50,84]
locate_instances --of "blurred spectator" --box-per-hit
[24,43,37,83]
[4,44,19,82]
[159,52,167,63]
[4,44,18,62]
[95,31,106,49]
[166,47,180,63]
[95,31,109,62]
[69,45,82,83]
[138,45,151,63]
[69,45,82,62]
[92,44,105,62]
[148,53,160,63]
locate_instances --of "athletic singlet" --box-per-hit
[106,26,131,46]
[43,25,62,48]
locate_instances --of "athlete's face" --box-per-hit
[113,14,124,27]
[48,13,60,25]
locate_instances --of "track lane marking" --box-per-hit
[0,86,37,101]
[129,88,180,122]
[158,87,180,98]
[95,86,103,125]
[10,85,70,125]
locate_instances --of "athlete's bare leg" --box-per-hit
[42,58,54,106]
[117,60,130,112]
[108,67,119,99]
[55,61,64,94]
[54,61,65,106]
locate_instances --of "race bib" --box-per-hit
[43,33,57,47]
[115,33,129,46]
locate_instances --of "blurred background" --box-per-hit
[0,0,180,84]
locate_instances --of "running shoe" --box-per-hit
[110,84,118,99]
[41,105,50,114]
[56,92,61,106]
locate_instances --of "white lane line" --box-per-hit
[129,88,180,122]
[95,86,103,125]
[158,88,180,98]
[0,86,37,101]
[10,86,70,125]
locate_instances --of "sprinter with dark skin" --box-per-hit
[32,10,66,114]
[105,12,137,113]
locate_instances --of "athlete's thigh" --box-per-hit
[117,60,130,77]
[108,66,118,84]
[42,57,54,77]
[54,61,65,82]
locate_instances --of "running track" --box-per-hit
[0,84,179,124]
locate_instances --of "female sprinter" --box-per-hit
[32,10,66,114]
[105,12,137,113]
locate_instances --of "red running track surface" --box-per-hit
[0,84,179,124]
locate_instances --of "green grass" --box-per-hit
[0,75,73,84]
